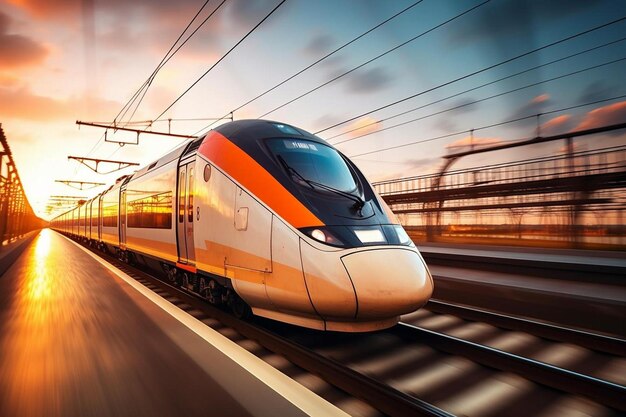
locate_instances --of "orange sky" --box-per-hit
[1,0,625,220]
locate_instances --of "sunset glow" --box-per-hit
[0,0,624,220]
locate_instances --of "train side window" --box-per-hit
[188,167,194,223]
[179,171,186,223]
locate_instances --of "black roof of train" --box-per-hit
[212,119,329,151]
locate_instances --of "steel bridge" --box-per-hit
[0,124,43,246]
[373,123,626,246]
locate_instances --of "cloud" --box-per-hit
[0,73,21,87]
[3,0,80,19]
[0,86,120,121]
[4,0,195,21]
[578,81,614,104]
[344,116,381,138]
[314,114,344,135]
[450,97,480,114]
[446,135,504,150]
[345,66,394,94]
[540,114,574,136]
[404,156,441,169]
[224,0,280,27]
[574,101,626,131]
[448,0,600,46]
[368,156,442,181]
[509,93,551,125]
[302,33,334,57]
[0,11,48,69]
[436,118,458,133]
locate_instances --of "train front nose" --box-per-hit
[301,242,433,329]
[341,248,433,319]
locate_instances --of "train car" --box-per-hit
[51,120,433,332]
[123,146,182,265]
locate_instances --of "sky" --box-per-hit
[0,0,625,219]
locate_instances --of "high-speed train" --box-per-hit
[51,120,433,332]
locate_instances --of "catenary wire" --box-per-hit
[115,0,215,126]
[120,0,228,127]
[348,94,626,158]
[148,0,288,128]
[315,15,626,135]
[327,36,626,142]
[256,0,490,119]
[333,56,626,146]
[192,0,426,136]
[81,0,222,162]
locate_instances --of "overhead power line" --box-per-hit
[77,121,196,139]
[67,156,140,174]
[116,0,224,127]
[333,56,626,146]
[81,0,224,161]
[328,36,626,142]
[55,180,106,190]
[257,0,491,119]
[348,94,626,158]
[149,0,288,129]
[315,15,626,135]
[193,0,425,136]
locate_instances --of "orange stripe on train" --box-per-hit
[199,131,324,229]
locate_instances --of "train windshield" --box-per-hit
[268,139,359,194]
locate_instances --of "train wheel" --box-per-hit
[167,268,177,284]
[206,279,222,305]
[181,272,190,290]
[230,293,252,321]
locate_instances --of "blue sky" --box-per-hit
[1,0,625,218]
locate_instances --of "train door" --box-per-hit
[98,196,103,241]
[87,201,91,240]
[176,161,196,266]
[119,187,127,249]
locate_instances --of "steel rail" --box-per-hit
[423,300,626,356]
[392,323,626,411]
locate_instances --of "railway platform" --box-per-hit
[0,230,38,276]
[0,229,345,417]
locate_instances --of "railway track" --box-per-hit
[422,300,626,356]
[390,323,625,411]
[76,237,625,416]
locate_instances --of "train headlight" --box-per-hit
[311,229,326,242]
[305,228,345,246]
[393,225,412,245]
[353,227,386,244]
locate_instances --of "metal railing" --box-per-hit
[0,124,43,246]
[372,124,626,248]
[373,145,626,196]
